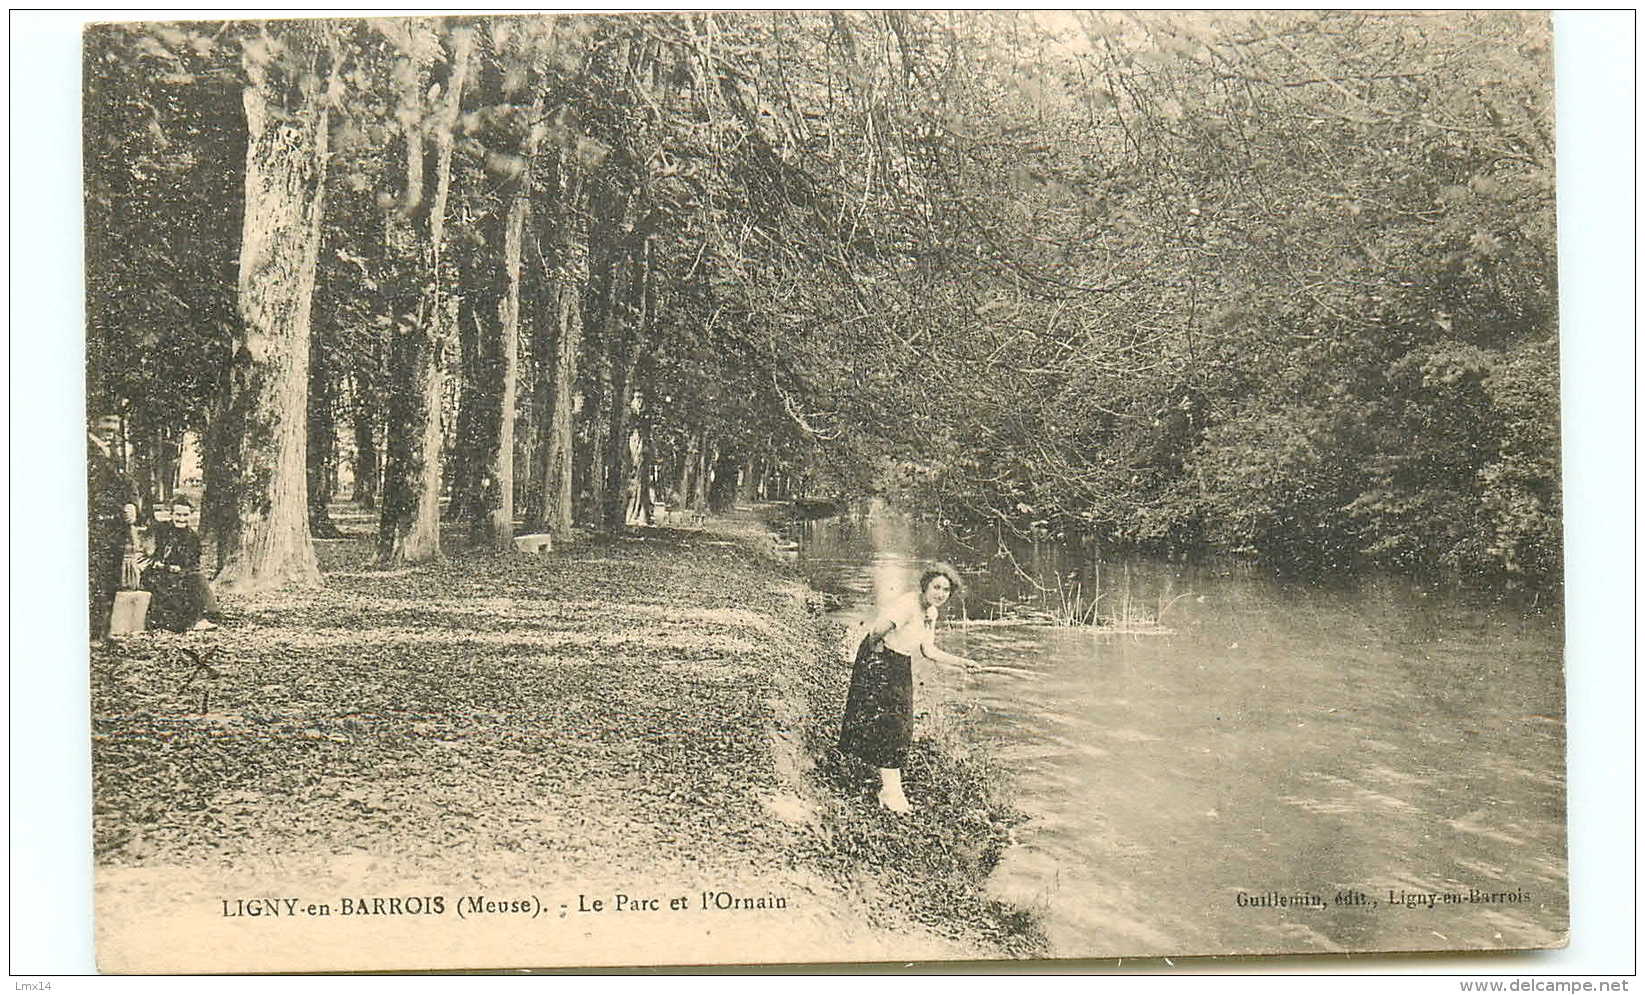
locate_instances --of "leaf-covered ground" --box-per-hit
[90,505,1044,967]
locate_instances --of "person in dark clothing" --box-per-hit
[838,563,979,813]
[144,495,216,632]
[88,413,139,641]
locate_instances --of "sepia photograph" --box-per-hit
[39,7,1613,974]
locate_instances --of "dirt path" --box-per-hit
[91,508,1033,972]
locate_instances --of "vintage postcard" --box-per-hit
[80,10,1568,972]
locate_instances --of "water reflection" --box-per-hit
[797,507,1567,957]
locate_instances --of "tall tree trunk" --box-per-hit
[679,428,704,509]
[129,419,179,506]
[480,177,524,547]
[378,25,472,566]
[349,341,382,508]
[667,444,688,506]
[461,231,507,540]
[135,422,180,504]
[533,216,582,539]
[517,312,540,528]
[602,351,638,530]
[307,330,344,538]
[209,28,329,591]
[582,363,609,528]
[159,427,180,500]
[522,245,551,530]
[623,431,643,526]
[601,237,651,531]
[692,436,714,511]
[351,400,380,508]
[450,285,490,523]
[579,172,628,530]
[475,79,549,550]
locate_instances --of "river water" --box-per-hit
[791,505,1567,958]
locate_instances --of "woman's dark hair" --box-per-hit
[169,494,194,509]
[918,562,964,601]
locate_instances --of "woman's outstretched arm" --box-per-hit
[920,637,977,670]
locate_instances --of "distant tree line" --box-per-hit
[84,11,1560,591]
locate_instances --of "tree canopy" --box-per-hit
[84,11,1561,589]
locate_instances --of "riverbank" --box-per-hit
[794,506,1568,958]
[89,503,1043,972]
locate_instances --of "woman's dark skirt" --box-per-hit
[143,568,209,632]
[838,641,913,769]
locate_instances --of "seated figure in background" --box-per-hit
[143,495,216,632]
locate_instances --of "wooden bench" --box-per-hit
[513,533,554,554]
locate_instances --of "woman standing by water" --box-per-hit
[839,564,979,813]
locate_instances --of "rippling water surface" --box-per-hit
[795,507,1567,957]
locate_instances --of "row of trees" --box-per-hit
[85,12,1562,591]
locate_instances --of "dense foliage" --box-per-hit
[84,11,1560,588]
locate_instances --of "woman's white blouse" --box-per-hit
[877,591,936,656]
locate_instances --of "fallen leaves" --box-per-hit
[91,529,793,875]
[90,515,1045,958]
